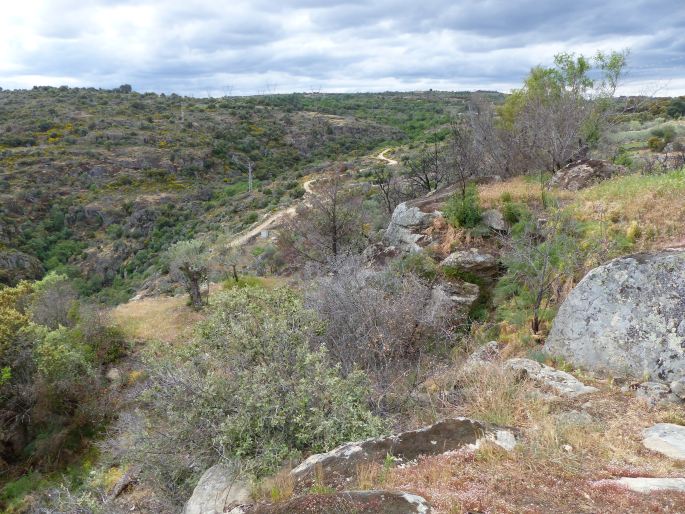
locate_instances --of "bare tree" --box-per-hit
[280,169,366,263]
[370,163,404,215]
[402,140,447,193]
[447,119,482,198]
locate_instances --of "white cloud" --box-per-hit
[0,0,683,95]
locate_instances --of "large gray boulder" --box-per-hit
[290,418,515,488]
[183,463,251,514]
[545,250,685,382]
[383,202,439,253]
[548,159,627,190]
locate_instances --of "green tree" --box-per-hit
[166,239,210,309]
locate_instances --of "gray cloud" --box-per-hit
[0,0,683,95]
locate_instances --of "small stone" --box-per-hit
[106,368,121,382]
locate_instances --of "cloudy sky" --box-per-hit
[1,0,684,96]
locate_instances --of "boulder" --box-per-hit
[183,463,251,514]
[643,423,685,460]
[290,418,515,487]
[545,250,685,382]
[481,209,507,232]
[505,358,598,398]
[383,202,440,253]
[0,248,44,285]
[548,159,627,191]
[428,281,480,324]
[440,248,499,279]
[243,491,431,513]
[463,341,503,370]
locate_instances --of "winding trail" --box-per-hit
[228,148,397,247]
[377,148,398,166]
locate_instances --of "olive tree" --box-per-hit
[166,239,210,309]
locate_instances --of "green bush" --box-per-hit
[444,184,482,228]
[132,287,385,501]
[501,202,530,225]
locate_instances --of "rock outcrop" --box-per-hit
[243,491,432,514]
[428,281,480,324]
[290,418,516,487]
[440,248,499,279]
[0,248,44,285]
[383,202,440,253]
[545,250,685,382]
[505,358,598,398]
[548,159,627,190]
[183,463,251,514]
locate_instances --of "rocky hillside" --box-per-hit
[0,88,484,303]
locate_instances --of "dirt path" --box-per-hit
[227,149,397,248]
[377,148,398,165]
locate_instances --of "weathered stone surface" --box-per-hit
[464,341,503,368]
[548,159,627,191]
[0,248,44,285]
[428,281,480,324]
[290,418,515,487]
[482,209,507,232]
[183,464,251,514]
[505,358,599,397]
[643,424,685,460]
[633,382,681,406]
[383,202,440,253]
[611,477,685,494]
[555,410,593,427]
[244,491,431,514]
[440,248,499,279]
[671,377,685,399]
[545,250,685,382]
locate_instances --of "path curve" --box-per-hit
[377,148,398,166]
[228,148,398,247]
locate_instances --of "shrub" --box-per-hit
[648,136,666,153]
[130,287,385,503]
[444,184,482,228]
[501,201,530,225]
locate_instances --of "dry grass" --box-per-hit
[253,468,295,503]
[574,169,685,250]
[360,362,685,513]
[478,176,573,209]
[111,294,206,344]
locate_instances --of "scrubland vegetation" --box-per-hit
[3,50,685,513]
